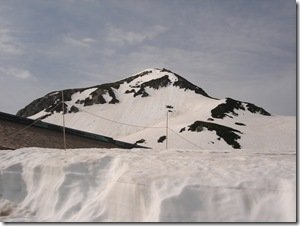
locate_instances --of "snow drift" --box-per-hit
[0,147,296,222]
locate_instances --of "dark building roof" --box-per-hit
[0,112,148,149]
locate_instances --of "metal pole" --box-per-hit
[166,110,168,150]
[61,90,66,151]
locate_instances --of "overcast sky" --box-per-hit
[0,0,296,115]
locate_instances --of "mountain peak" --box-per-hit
[16,68,211,118]
[121,68,211,98]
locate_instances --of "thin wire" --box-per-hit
[7,95,202,150]
[77,106,202,149]
[5,101,63,139]
[77,106,165,129]
[168,128,203,149]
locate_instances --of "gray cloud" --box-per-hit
[63,35,96,48]
[0,0,296,115]
[0,29,23,56]
[105,25,167,46]
[0,67,35,80]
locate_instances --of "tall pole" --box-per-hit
[166,110,168,150]
[61,90,66,151]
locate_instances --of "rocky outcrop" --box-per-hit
[161,68,211,98]
[211,98,271,119]
[181,120,242,149]
[17,89,82,118]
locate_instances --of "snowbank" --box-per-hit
[0,147,296,222]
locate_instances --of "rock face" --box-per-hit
[17,89,81,117]
[17,85,121,118]
[16,68,273,150]
[211,98,271,119]
[183,121,242,149]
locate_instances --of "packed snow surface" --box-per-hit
[0,147,296,222]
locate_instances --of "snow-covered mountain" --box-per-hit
[1,68,296,222]
[17,68,295,150]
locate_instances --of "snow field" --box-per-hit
[0,147,296,222]
[26,68,296,151]
[30,83,296,151]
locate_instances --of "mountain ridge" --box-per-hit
[16,68,267,118]
[15,68,284,150]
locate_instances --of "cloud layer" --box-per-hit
[0,0,296,115]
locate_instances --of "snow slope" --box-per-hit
[16,68,295,150]
[0,147,296,222]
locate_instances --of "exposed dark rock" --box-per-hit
[142,75,171,90]
[211,98,271,119]
[132,75,172,98]
[82,87,121,105]
[38,113,52,120]
[47,103,68,114]
[157,135,166,143]
[83,98,94,106]
[187,121,242,149]
[17,94,59,117]
[160,68,172,73]
[135,139,146,144]
[179,127,186,133]
[91,81,122,91]
[159,68,212,98]
[246,103,271,115]
[120,70,153,84]
[17,88,83,117]
[83,93,106,106]
[124,89,135,94]
[109,98,119,104]
[207,118,214,121]
[235,122,246,126]
[211,98,244,118]
[69,106,79,113]
[132,89,140,97]
[97,95,107,104]
[133,86,149,98]
[166,105,174,109]
[62,89,77,102]
[108,88,119,103]
[17,78,124,117]
[141,92,149,97]
[173,78,211,98]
